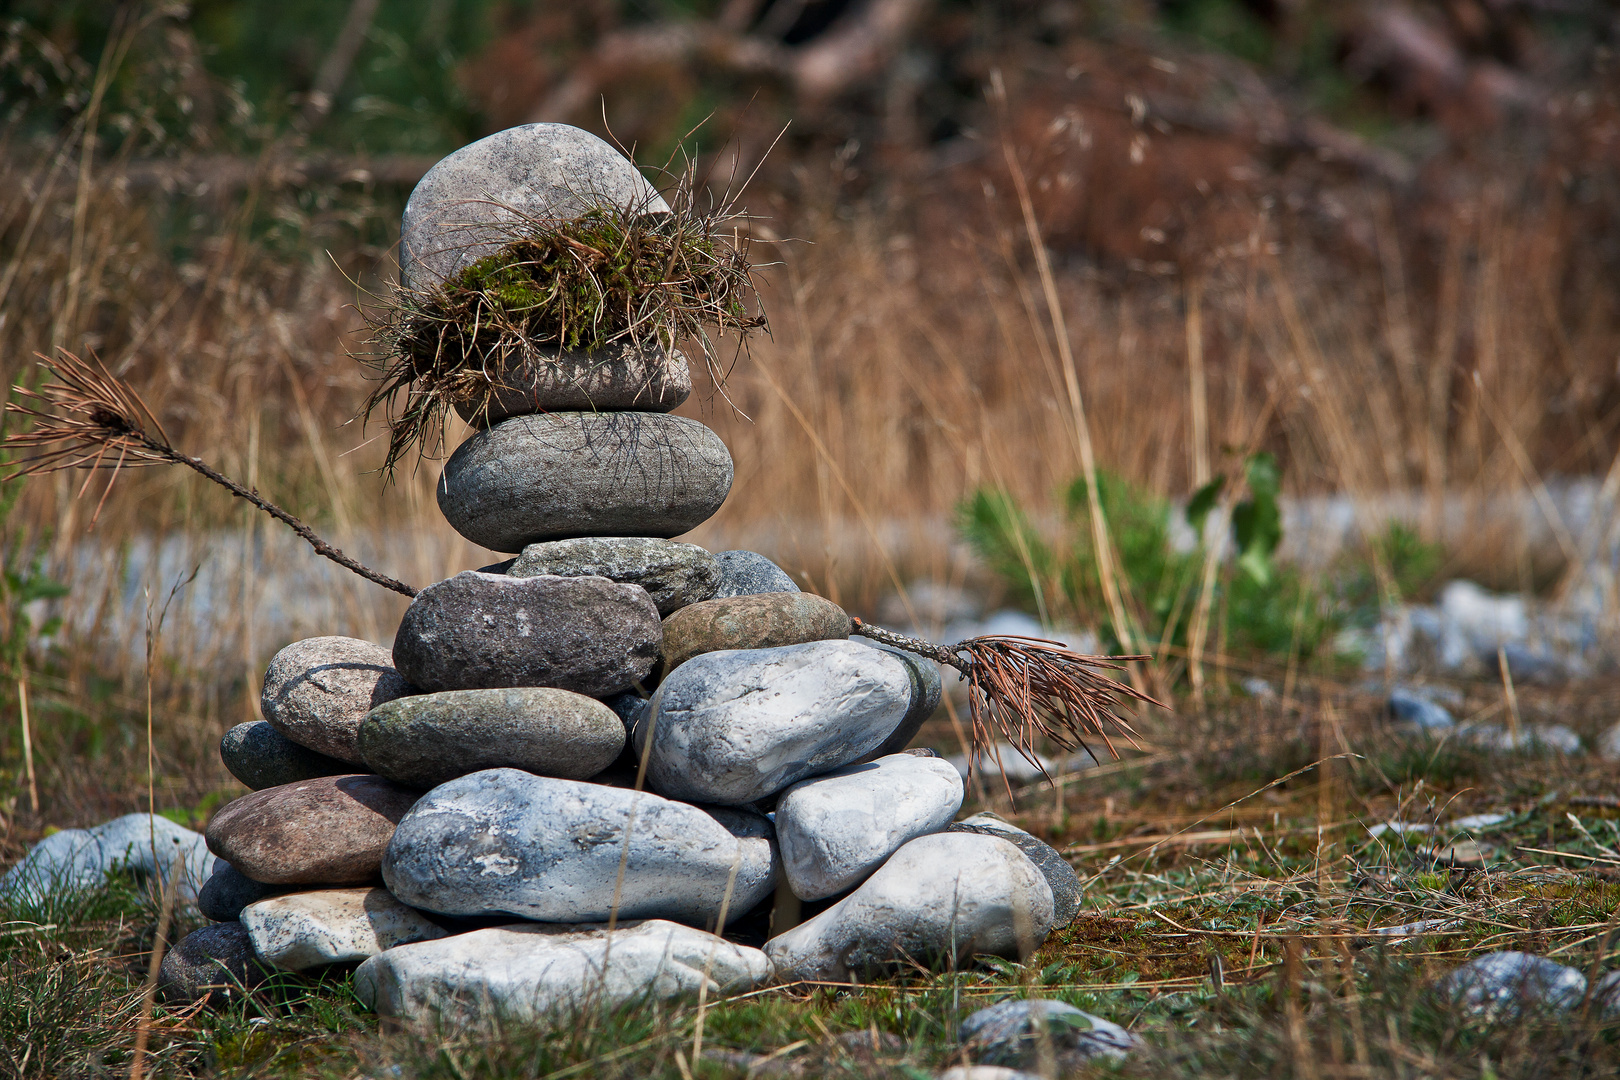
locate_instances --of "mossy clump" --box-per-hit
[362,194,766,476]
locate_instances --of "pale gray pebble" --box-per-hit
[854,639,943,759]
[198,860,283,923]
[220,720,349,790]
[712,550,799,598]
[1388,686,1456,731]
[1460,723,1583,754]
[399,123,669,290]
[1599,722,1620,761]
[158,922,271,1006]
[437,412,733,553]
[936,1068,1046,1080]
[509,537,719,616]
[382,769,777,926]
[948,812,1082,927]
[1435,952,1587,1020]
[358,686,625,788]
[958,999,1139,1070]
[355,919,769,1027]
[638,640,915,806]
[775,753,964,901]
[1,813,215,906]
[392,571,660,696]
[240,887,446,972]
[1592,970,1620,1020]
[260,637,411,764]
[764,832,1055,982]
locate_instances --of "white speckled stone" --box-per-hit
[240,887,446,972]
[775,753,963,900]
[1435,951,1587,1020]
[354,919,769,1027]
[764,832,1054,982]
[260,636,411,764]
[637,640,914,806]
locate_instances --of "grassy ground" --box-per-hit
[5,675,1620,1080]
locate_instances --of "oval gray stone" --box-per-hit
[437,412,734,553]
[712,550,799,598]
[1435,951,1588,1020]
[508,537,719,616]
[855,639,943,759]
[637,640,914,806]
[763,832,1055,983]
[947,812,1082,927]
[0,813,215,906]
[358,687,625,788]
[260,637,412,764]
[775,753,964,900]
[452,340,692,422]
[959,1000,1139,1068]
[392,571,661,696]
[158,922,272,1006]
[660,592,851,674]
[220,720,350,791]
[381,769,777,926]
[198,860,284,923]
[240,887,447,972]
[400,123,670,291]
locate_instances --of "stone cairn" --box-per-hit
[148,125,1081,1024]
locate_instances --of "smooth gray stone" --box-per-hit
[240,887,446,972]
[436,412,733,553]
[359,687,625,788]
[260,637,411,764]
[1592,970,1620,1020]
[197,860,283,923]
[1,813,215,906]
[637,640,914,806]
[508,537,719,616]
[400,123,669,290]
[948,813,1082,927]
[220,720,349,790]
[158,922,271,1006]
[1388,686,1455,731]
[711,550,799,598]
[1435,951,1587,1021]
[959,999,1139,1068]
[775,753,964,900]
[355,919,769,1027]
[855,639,943,759]
[382,769,777,926]
[936,1068,1045,1080]
[600,691,650,737]
[392,572,661,696]
[452,340,692,421]
[764,832,1055,982]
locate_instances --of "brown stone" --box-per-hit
[659,592,851,674]
[205,775,419,885]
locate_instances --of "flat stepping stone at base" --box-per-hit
[240,887,446,972]
[763,832,1055,983]
[437,412,733,553]
[452,340,692,422]
[775,752,964,900]
[355,919,769,1027]
[205,774,419,885]
[400,122,671,291]
[382,769,777,926]
[392,571,660,696]
[637,640,916,806]
[260,636,411,765]
[948,812,1082,927]
[220,720,349,791]
[359,687,625,788]
[660,592,851,673]
[712,550,799,598]
[198,860,284,922]
[508,536,718,616]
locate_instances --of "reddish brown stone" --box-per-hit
[205,775,419,885]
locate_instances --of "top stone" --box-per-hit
[400,124,669,291]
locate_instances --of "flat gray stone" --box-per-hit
[508,537,719,616]
[712,550,798,598]
[1435,951,1587,1021]
[959,999,1138,1068]
[260,637,411,764]
[437,412,733,553]
[355,919,769,1028]
[392,571,661,696]
[240,887,446,972]
[158,922,271,1006]
[452,340,692,422]
[205,775,419,886]
[855,639,943,759]
[197,860,283,922]
[1,813,215,906]
[948,813,1082,927]
[220,720,349,790]
[637,640,914,806]
[400,123,669,290]
[936,1069,1045,1080]
[359,687,625,788]
[764,832,1054,982]
[382,769,777,926]
[775,753,963,900]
